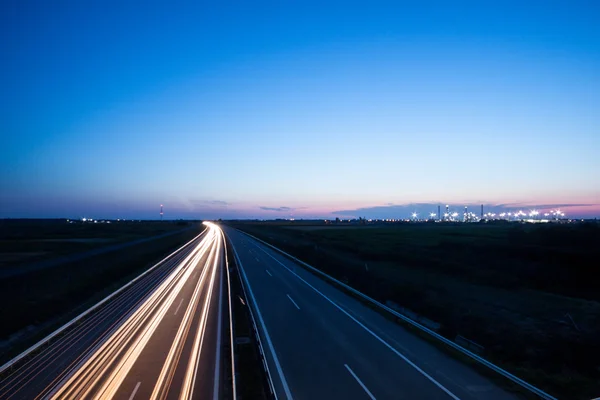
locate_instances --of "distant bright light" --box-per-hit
[411,212,418,218]
[430,213,436,218]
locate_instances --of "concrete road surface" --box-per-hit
[224,226,521,400]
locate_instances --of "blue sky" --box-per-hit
[1,1,599,219]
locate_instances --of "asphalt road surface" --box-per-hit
[0,222,225,400]
[224,226,521,400]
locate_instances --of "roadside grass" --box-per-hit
[228,221,600,400]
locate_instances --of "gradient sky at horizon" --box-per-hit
[1,1,599,219]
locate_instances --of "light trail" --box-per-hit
[51,235,214,399]
[2,242,197,400]
[179,230,222,400]
[43,222,225,400]
[151,230,220,400]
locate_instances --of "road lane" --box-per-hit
[0,222,227,400]
[110,230,222,400]
[45,234,214,399]
[225,227,519,400]
[0,233,202,400]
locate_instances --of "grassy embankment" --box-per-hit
[0,219,203,363]
[229,221,600,399]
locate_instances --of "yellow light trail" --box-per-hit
[47,222,224,400]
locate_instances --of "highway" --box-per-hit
[0,222,226,400]
[224,226,521,400]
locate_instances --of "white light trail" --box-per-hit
[48,223,224,400]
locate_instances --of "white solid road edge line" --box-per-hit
[230,240,294,400]
[128,381,141,400]
[238,229,558,400]
[344,364,376,400]
[286,294,300,310]
[251,239,461,400]
[0,229,207,374]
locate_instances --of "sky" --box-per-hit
[1,1,599,219]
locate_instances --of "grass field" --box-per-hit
[0,219,203,363]
[229,220,600,399]
[0,219,190,268]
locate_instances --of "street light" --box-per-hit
[530,210,539,218]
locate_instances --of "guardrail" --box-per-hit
[236,229,557,400]
[0,229,206,375]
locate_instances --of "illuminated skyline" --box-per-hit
[1,2,599,219]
